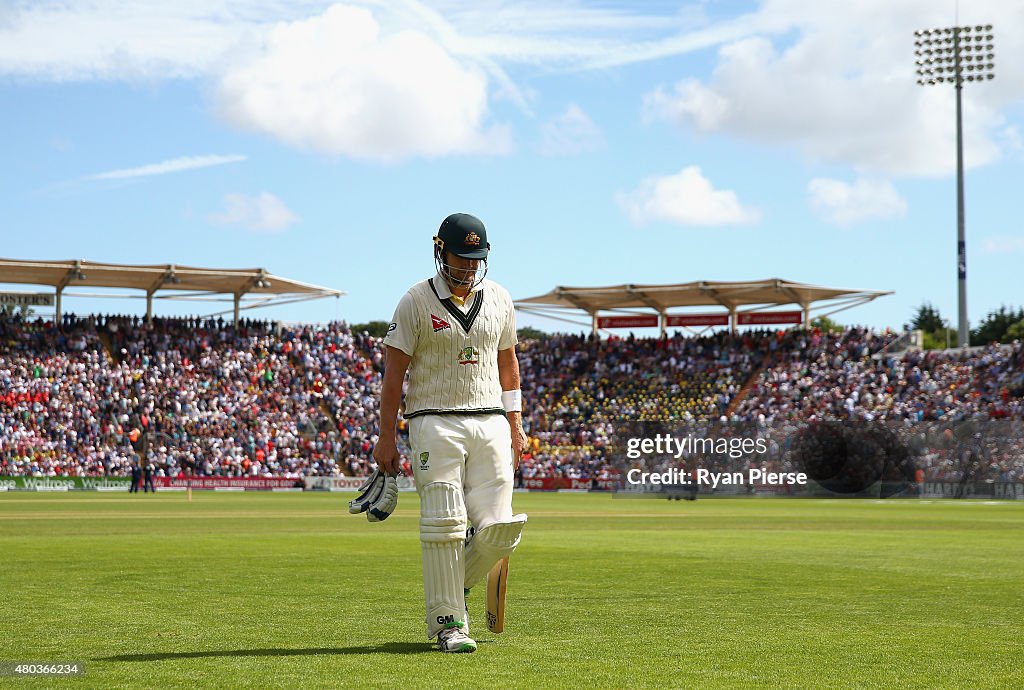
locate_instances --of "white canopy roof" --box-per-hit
[0,258,343,320]
[515,278,892,331]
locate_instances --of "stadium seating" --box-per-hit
[1,314,1020,482]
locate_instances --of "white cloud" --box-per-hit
[999,125,1024,153]
[643,0,1024,177]
[616,166,759,227]
[85,154,246,180]
[0,1,751,80]
[209,192,298,232]
[0,0,269,80]
[982,236,1024,253]
[808,177,907,226]
[539,104,603,156]
[6,1,1024,170]
[215,5,510,162]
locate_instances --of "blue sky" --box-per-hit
[1,0,1022,335]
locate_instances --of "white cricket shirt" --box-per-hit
[383,273,517,418]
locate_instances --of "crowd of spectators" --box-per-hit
[516,329,788,481]
[1,312,1021,484]
[607,331,1024,486]
[1,314,382,479]
[0,316,130,477]
[732,330,1022,424]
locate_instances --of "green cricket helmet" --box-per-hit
[433,213,490,289]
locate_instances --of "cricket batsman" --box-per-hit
[373,212,528,653]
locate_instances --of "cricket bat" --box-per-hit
[485,557,510,633]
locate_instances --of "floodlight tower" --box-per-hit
[914,24,994,348]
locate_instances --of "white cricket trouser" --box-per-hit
[410,413,514,528]
[410,413,514,637]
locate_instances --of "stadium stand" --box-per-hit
[1,313,1021,482]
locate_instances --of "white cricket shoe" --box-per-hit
[437,622,477,654]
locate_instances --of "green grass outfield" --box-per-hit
[1,492,1022,689]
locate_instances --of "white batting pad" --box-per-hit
[463,513,527,589]
[419,482,467,542]
[420,482,468,638]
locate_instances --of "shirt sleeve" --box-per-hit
[498,286,518,351]
[382,291,419,356]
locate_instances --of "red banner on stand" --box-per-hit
[736,311,803,326]
[664,313,730,327]
[596,315,659,329]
